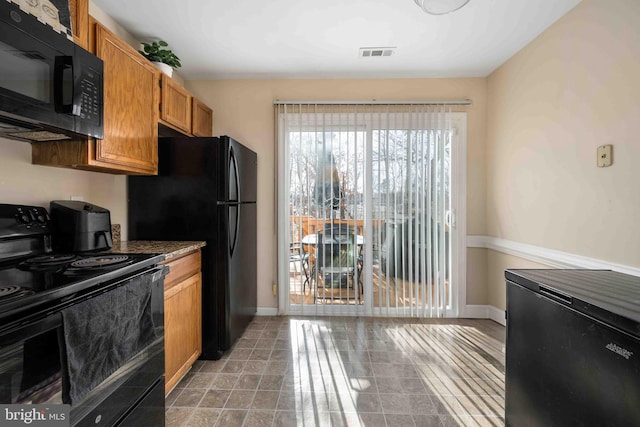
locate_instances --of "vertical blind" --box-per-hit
[276,101,467,317]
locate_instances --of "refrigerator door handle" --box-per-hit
[228,146,241,256]
[229,145,240,203]
[228,204,240,257]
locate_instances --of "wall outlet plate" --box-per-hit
[597,144,613,167]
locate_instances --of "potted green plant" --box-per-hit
[139,40,182,77]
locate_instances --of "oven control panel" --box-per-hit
[0,204,51,237]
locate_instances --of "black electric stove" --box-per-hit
[0,203,167,427]
[0,204,163,324]
[0,251,164,322]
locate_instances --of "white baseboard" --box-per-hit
[459,304,505,326]
[261,304,507,326]
[488,305,506,326]
[460,304,489,318]
[256,307,278,316]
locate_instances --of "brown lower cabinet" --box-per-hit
[163,250,202,394]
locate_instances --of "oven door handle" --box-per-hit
[119,265,169,285]
[84,264,169,297]
[0,312,62,347]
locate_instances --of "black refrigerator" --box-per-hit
[128,135,257,360]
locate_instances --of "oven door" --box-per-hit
[0,312,64,405]
[0,265,166,427]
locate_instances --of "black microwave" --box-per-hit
[0,1,103,142]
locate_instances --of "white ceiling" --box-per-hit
[91,0,581,80]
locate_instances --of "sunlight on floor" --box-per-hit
[166,316,505,427]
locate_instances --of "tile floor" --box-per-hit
[165,316,505,427]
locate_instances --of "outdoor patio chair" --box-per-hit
[316,224,361,301]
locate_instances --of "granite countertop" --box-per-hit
[110,240,206,261]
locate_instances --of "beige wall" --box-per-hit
[0,138,127,232]
[186,78,488,309]
[466,248,488,305]
[485,0,640,308]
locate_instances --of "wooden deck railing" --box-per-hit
[290,215,384,238]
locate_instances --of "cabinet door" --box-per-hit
[164,272,202,394]
[93,22,159,174]
[191,98,213,137]
[69,0,89,48]
[160,74,192,135]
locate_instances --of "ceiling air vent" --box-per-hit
[359,47,396,58]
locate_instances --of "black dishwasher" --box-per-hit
[505,269,640,427]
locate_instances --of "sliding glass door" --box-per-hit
[277,103,466,317]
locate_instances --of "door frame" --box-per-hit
[277,112,467,317]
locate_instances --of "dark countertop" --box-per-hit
[110,240,206,261]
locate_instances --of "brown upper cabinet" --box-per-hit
[158,77,214,138]
[91,20,159,173]
[159,74,192,135]
[33,18,160,174]
[32,5,214,174]
[191,98,214,137]
[69,0,89,49]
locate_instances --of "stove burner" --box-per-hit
[18,254,79,272]
[0,286,33,300]
[70,255,130,269]
[24,254,77,266]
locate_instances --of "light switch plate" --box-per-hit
[597,144,613,167]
